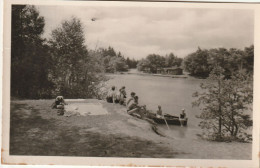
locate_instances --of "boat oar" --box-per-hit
[163,115,170,130]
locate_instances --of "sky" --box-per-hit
[37,5,254,59]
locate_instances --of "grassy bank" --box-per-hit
[10,99,251,159]
[10,99,178,157]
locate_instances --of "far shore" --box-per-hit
[109,69,189,79]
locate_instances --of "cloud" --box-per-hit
[37,5,254,59]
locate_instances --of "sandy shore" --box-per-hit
[10,99,251,159]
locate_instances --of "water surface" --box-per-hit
[107,72,205,139]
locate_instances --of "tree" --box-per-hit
[165,53,182,67]
[101,46,117,57]
[193,66,253,142]
[184,47,210,77]
[136,54,166,73]
[243,45,254,74]
[109,57,128,72]
[137,58,151,71]
[184,46,254,78]
[49,17,104,98]
[126,57,138,69]
[11,5,53,98]
[137,52,183,73]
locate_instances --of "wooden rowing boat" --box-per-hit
[145,112,188,126]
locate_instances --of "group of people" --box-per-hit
[106,86,126,105]
[51,86,187,126]
[106,86,146,118]
[106,86,187,126]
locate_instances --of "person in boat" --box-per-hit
[179,109,187,127]
[118,86,127,105]
[127,96,145,119]
[52,96,67,109]
[156,105,163,117]
[106,86,117,103]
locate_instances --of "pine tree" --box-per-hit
[11,5,53,98]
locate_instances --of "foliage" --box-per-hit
[11,6,128,99]
[184,48,210,77]
[137,58,151,72]
[137,53,183,73]
[193,66,253,142]
[11,5,53,98]
[48,17,106,98]
[184,46,254,78]
[126,57,138,69]
[165,53,182,67]
[89,47,129,73]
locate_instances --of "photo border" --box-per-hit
[2,0,260,167]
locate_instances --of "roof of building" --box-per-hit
[163,66,183,70]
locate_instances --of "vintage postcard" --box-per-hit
[2,0,260,167]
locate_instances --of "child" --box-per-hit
[52,96,66,109]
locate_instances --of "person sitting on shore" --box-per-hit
[106,86,117,103]
[119,86,127,98]
[127,96,145,119]
[179,109,187,127]
[118,86,127,105]
[126,92,136,106]
[52,96,67,109]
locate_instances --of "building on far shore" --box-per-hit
[142,66,183,75]
[156,68,164,74]
[143,67,151,73]
[163,66,183,75]
[154,66,183,75]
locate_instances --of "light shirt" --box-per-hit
[107,90,117,98]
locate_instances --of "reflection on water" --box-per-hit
[107,73,205,139]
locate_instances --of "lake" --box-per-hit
[107,71,208,140]
[106,70,252,160]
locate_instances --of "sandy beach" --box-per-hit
[9,99,251,159]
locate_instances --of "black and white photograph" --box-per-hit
[2,0,260,167]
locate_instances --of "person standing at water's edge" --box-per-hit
[179,109,186,127]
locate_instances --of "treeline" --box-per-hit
[126,57,138,69]
[184,46,254,78]
[88,47,138,73]
[11,5,133,99]
[137,53,183,73]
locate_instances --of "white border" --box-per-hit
[2,0,260,167]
